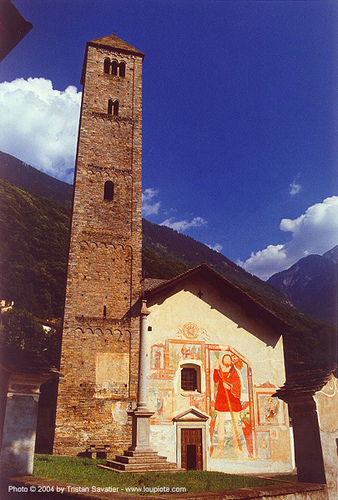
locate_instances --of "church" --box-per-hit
[53,33,294,474]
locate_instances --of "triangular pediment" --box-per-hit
[173,407,210,422]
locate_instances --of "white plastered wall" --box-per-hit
[144,278,294,473]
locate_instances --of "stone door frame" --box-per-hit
[173,407,209,470]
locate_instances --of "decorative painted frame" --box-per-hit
[255,389,287,426]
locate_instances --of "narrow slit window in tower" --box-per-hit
[104,181,114,200]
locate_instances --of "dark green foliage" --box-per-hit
[283,315,337,373]
[0,308,62,366]
[0,151,73,206]
[142,219,292,310]
[0,177,335,374]
[142,246,189,279]
[0,179,70,318]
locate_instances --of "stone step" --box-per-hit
[98,462,180,473]
[113,454,169,464]
[106,457,178,468]
[123,450,164,458]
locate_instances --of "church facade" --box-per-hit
[54,34,294,474]
[143,265,294,473]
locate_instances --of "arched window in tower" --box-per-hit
[104,58,111,74]
[111,60,118,76]
[119,62,126,77]
[108,100,119,116]
[113,100,119,116]
[104,181,114,200]
[108,99,113,115]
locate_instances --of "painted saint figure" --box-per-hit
[154,348,162,370]
[213,354,243,455]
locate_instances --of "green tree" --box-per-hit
[0,308,61,367]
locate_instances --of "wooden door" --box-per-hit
[181,428,203,470]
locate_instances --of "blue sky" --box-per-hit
[0,0,337,279]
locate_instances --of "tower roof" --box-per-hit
[88,33,144,59]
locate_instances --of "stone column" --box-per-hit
[136,300,150,410]
[0,372,52,476]
[286,393,326,484]
[129,299,154,451]
[102,300,177,471]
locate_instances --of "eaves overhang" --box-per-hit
[144,263,291,335]
[0,0,32,62]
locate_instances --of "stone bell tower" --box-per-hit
[54,34,144,456]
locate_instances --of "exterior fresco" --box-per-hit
[146,284,294,474]
[208,348,252,460]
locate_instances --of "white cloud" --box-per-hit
[0,78,81,183]
[207,243,223,253]
[142,188,160,216]
[161,216,207,232]
[289,177,302,196]
[238,196,338,280]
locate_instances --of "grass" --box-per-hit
[34,455,297,495]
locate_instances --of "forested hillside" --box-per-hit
[0,179,70,318]
[0,151,73,206]
[0,177,336,372]
[143,219,292,316]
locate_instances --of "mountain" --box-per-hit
[323,245,338,264]
[0,153,336,372]
[0,151,73,206]
[142,218,293,316]
[0,176,291,323]
[267,250,337,325]
[0,151,291,314]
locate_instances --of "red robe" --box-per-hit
[214,367,242,412]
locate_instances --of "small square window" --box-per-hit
[181,367,198,391]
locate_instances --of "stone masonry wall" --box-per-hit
[53,38,143,456]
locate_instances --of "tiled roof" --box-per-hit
[143,278,168,292]
[88,33,144,58]
[0,1,32,62]
[144,263,289,333]
[275,366,337,399]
